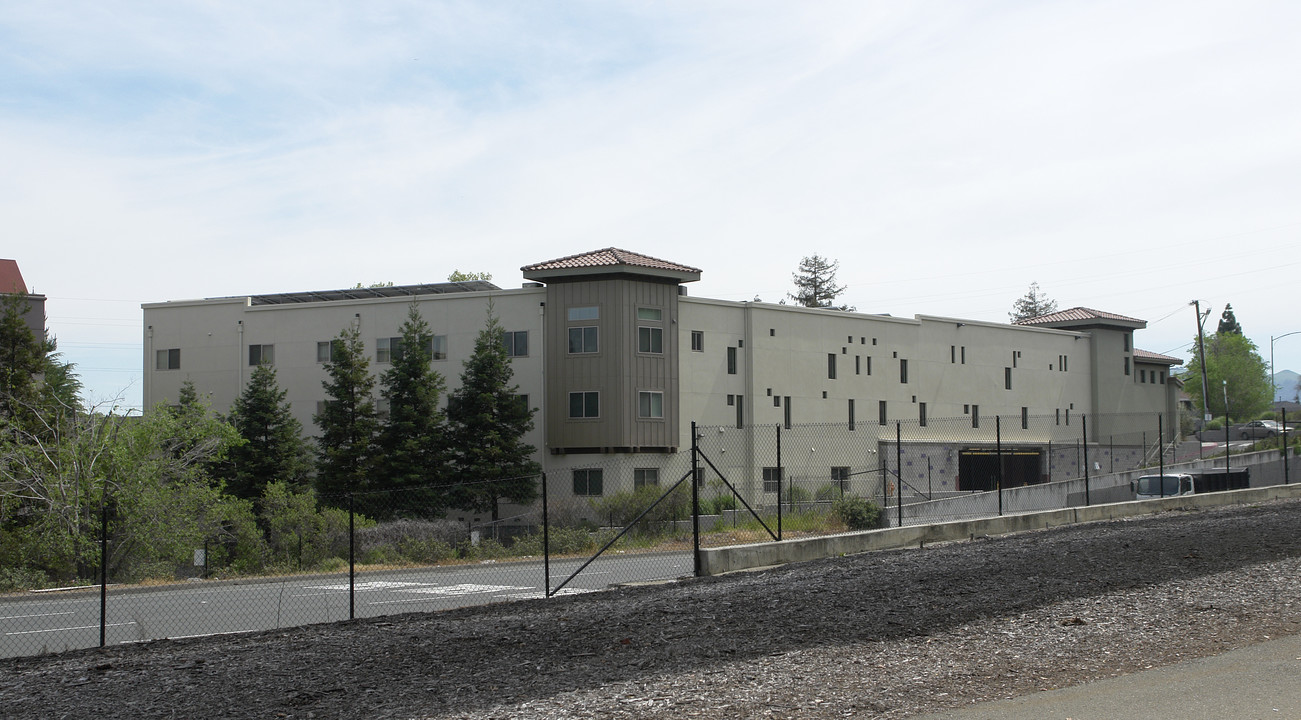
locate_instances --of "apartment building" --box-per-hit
[142,248,1181,504]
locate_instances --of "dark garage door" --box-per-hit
[958,450,1042,491]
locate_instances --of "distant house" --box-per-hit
[0,259,46,340]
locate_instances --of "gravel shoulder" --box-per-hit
[6,499,1301,719]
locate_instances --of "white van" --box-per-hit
[1135,474,1195,500]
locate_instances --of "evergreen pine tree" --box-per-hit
[789,255,854,311]
[1009,282,1059,323]
[1217,303,1243,335]
[447,308,541,518]
[314,323,378,504]
[375,304,449,518]
[226,364,312,500]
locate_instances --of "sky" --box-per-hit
[3,1,1301,412]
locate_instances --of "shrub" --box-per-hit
[355,518,465,566]
[589,483,691,527]
[832,496,882,530]
[0,566,51,593]
[815,483,845,502]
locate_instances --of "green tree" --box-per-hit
[789,255,853,311]
[314,323,378,502]
[447,308,541,517]
[226,365,312,501]
[1217,303,1243,335]
[1183,332,1271,421]
[1009,282,1059,323]
[447,270,493,283]
[374,304,450,518]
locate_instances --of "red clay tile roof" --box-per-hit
[1016,307,1145,326]
[522,247,702,275]
[1134,348,1183,365]
[0,259,27,294]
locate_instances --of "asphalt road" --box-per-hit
[0,550,691,659]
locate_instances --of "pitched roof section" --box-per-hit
[522,247,702,284]
[1134,348,1183,366]
[0,259,28,294]
[1015,307,1146,331]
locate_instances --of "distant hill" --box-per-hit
[1275,370,1300,402]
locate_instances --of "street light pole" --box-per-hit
[1270,331,1301,403]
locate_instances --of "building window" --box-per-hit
[879,400,887,425]
[573,468,603,496]
[1021,407,1029,430]
[828,353,837,379]
[1140,369,1147,383]
[1124,357,1131,376]
[848,398,855,431]
[784,397,792,429]
[376,397,391,421]
[1160,371,1166,384]
[866,356,872,375]
[568,306,599,321]
[568,326,599,354]
[515,394,529,414]
[377,337,398,363]
[248,344,274,366]
[638,391,664,419]
[691,331,704,352]
[317,340,340,363]
[634,467,659,489]
[972,405,979,428]
[1062,355,1068,372]
[727,346,738,374]
[568,391,599,418]
[637,307,662,321]
[855,356,861,375]
[638,326,664,354]
[919,402,927,427]
[502,330,528,357]
[773,395,781,407]
[951,345,956,364]
[735,396,744,429]
[961,346,966,364]
[1066,409,1072,425]
[431,334,447,361]
[1056,408,1061,425]
[900,359,909,384]
[155,348,180,370]
[763,467,783,493]
[1005,367,1012,390]
[1123,333,1131,352]
[1012,351,1019,369]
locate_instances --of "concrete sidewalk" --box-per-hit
[912,632,1301,720]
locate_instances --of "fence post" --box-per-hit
[896,422,903,527]
[99,495,108,649]
[692,422,701,577]
[348,492,355,621]
[776,423,783,541]
[1284,408,1291,485]
[1082,415,1091,506]
[542,472,551,597]
[996,416,1003,516]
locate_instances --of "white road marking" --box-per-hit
[0,611,75,621]
[6,621,136,636]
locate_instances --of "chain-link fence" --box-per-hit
[5,410,1294,659]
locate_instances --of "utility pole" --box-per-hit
[1192,301,1212,422]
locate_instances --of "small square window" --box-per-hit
[691,331,704,352]
[634,468,659,489]
[762,467,783,493]
[638,326,664,354]
[638,391,663,418]
[569,327,599,354]
[155,348,181,370]
[568,391,599,418]
[502,330,528,357]
[573,468,603,496]
[248,344,274,366]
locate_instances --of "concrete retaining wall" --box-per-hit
[696,482,1301,576]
